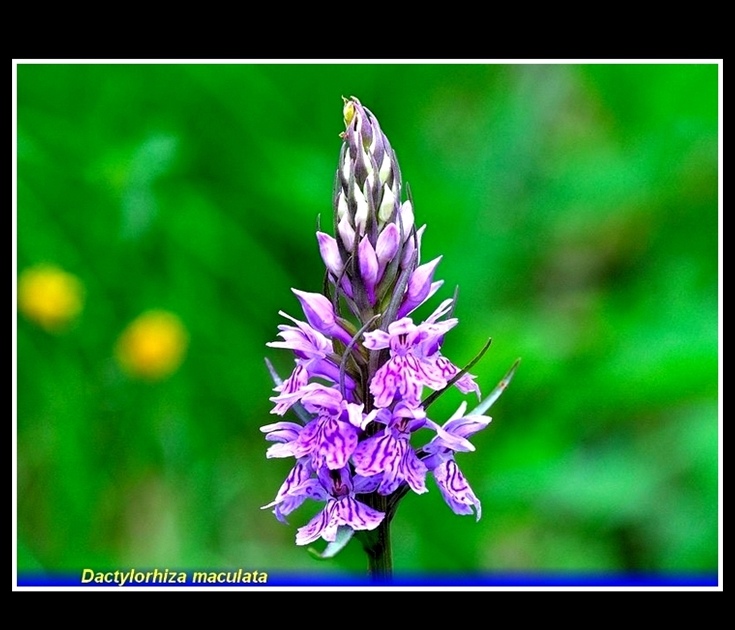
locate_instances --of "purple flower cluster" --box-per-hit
[262,98,503,548]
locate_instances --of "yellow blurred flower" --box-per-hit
[115,310,189,381]
[17,264,85,332]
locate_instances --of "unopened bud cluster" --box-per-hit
[321,98,438,322]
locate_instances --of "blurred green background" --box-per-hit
[15,62,720,580]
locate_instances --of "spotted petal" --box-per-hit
[296,501,338,546]
[352,431,397,477]
[334,496,384,532]
[432,459,481,521]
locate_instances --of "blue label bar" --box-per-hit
[15,570,719,588]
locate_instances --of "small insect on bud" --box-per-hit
[343,97,356,128]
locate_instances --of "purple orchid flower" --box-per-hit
[363,299,481,409]
[260,457,314,524]
[270,384,368,470]
[260,419,304,459]
[268,363,310,416]
[351,402,429,496]
[267,310,333,359]
[267,310,357,398]
[259,421,314,522]
[291,466,385,546]
[421,401,492,521]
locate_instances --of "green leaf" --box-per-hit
[307,526,354,560]
[468,357,521,416]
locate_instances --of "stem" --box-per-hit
[364,492,392,581]
[361,344,392,581]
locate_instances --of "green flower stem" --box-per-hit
[363,492,392,581]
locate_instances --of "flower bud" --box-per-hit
[398,200,414,242]
[358,235,379,304]
[375,222,400,271]
[291,289,354,346]
[316,232,344,277]
[396,256,443,318]
[377,184,396,224]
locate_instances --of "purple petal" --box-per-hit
[260,421,302,442]
[353,473,384,494]
[294,418,320,459]
[295,501,337,546]
[369,356,423,409]
[272,494,308,524]
[265,442,299,458]
[405,256,442,296]
[269,364,309,415]
[454,372,482,399]
[390,401,427,432]
[417,354,459,390]
[269,462,320,506]
[264,473,318,525]
[368,358,404,409]
[377,440,428,496]
[424,418,475,453]
[291,288,336,330]
[335,496,384,532]
[442,414,492,441]
[401,448,428,495]
[352,432,397,477]
[362,328,391,350]
[424,298,454,324]
[267,317,332,360]
[421,449,446,472]
[291,289,352,346]
[420,318,458,354]
[386,317,416,338]
[319,519,342,543]
[316,417,359,470]
[303,359,356,391]
[432,459,482,521]
[299,384,343,415]
[369,360,400,409]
